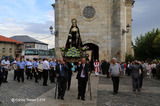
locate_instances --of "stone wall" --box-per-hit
[0,42,16,59]
[54,0,134,62]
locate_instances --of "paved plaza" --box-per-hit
[0,70,55,106]
[97,76,160,106]
[0,70,160,106]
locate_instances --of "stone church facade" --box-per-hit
[52,0,135,62]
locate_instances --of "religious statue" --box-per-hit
[66,18,82,49]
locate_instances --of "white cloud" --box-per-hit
[0,17,55,48]
[0,0,55,49]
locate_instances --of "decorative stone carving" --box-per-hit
[83,6,96,19]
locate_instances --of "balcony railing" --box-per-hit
[15,49,22,54]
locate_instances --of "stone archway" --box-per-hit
[83,43,99,61]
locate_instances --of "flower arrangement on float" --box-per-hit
[60,46,89,58]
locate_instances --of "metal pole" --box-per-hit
[54,78,58,99]
[88,74,92,100]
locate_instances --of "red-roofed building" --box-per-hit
[0,35,23,59]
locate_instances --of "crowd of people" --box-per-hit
[0,56,92,101]
[100,58,160,95]
[100,59,160,79]
[0,56,160,103]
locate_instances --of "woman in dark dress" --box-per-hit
[66,19,82,49]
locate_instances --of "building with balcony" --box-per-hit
[10,35,48,50]
[0,35,23,59]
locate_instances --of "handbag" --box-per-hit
[147,72,149,75]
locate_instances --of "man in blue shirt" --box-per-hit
[121,62,125,77]
[1,57,10,83]
[33,58,39,83]
[17,58,26,82]
[12,58,19,81]
[49,58,56,83]
[26,59,33,79]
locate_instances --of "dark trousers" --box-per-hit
[33,68,38,82]
[2,68,8,82]
[128,69,131,76]
[152,69,156,77]
[49,69,55,83]
[132,78,140,91]
[102,68,105,75]
[38,71,42,79]
[14,70,18,80]
[17,69,24,82]
[112,76,119,93]
[139,74,143,89]
[58,76,67,98]
[43,69,48,85]
[0,78,3,86]
[106,70,109,78]
[78,77,87,98]
[26,68,32,79]
[67,76,72,90]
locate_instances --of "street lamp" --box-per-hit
[122,24,130,35]
[49,26,54,35]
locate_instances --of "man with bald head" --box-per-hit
[56,58,69,100]
[76,57,91,101]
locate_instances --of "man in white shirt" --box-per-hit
[43,58,50,86]
[76,58,91,100]
[1,57,10,83]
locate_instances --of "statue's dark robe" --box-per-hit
[66,25,82,49]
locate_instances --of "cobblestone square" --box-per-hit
[0,70,55,106]
[97,75,160,106]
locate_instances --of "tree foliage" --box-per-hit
[125,53,134,63]
[133,28,160,60]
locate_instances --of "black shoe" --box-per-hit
[113,92,116,95]
[3,81,8,83]
[61,97,64,100]
[35,81,39,83]
[77,96,80,100]
[43,84,48,86]
[81,98,85,101]
[138,90,140,92]
[133,90,136,92]
[58,96,60,99]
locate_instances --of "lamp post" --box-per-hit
[49,26,54,35]
[122,24,130,54]
[122,24,130,35]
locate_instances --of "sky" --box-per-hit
[0,0,160,48]
[0,0,55,48]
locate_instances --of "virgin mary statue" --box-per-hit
[66,19,82,49]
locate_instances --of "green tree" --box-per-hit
[153,34,160,54]
[133,28,160,60]
[125,53,134,63]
